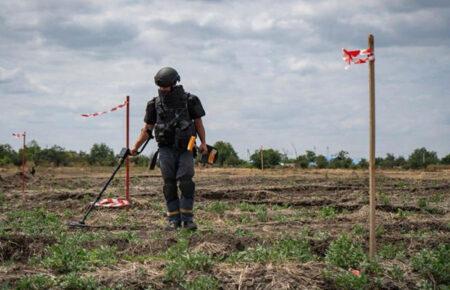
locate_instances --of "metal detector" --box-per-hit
[68,134,152,229]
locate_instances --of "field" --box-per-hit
[0,167,449,289]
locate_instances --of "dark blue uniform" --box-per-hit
[144,85,205,223]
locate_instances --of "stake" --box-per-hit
[22,132,26,194]
[368,34,376,258]
[126,96,130,203]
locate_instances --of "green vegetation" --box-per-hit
[213,141,243,166]
[412,244,450,286]
[228,237,314,264]
[41,236,117,273]
[378,243,405,260]
[207,201,230,214]
[319,206,337,219]
[325,234,365,269]
[164,231,214,282]
[250,148,282,168]
[2,208,62,236]
[181,275,220,290]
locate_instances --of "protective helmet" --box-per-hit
[154,67,180,87]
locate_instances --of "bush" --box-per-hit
[213,141,242,167]
[408,147,439,169]
[329,151,353,169]
[325,234,365,269]
[250,148,282,168]
[412,244,449,285]
[88,143,115,166]
[16,274,55,290]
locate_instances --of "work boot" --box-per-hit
[165,220,181,231]
[182,221,197,231]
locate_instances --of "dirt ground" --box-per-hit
[0,167,449,289]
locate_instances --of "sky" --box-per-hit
[1,0,449,160]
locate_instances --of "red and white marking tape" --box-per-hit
[81,100,127,118]
[12,133,25,138]
[94,198,130,208]
[342,48,374,68]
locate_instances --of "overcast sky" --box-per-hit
[1,0,449,159]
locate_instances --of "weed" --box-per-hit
[181,275,219,290]
[430,193,444,203]
[417,198,428,209]
[376,225,384,238]
[325,234,365,269]
[256,207,268,222]
[396,208,411,219]
[234,228,253,237]
[273,214,288,222]
[319,206,337,219]
[379,192,390,206]
[207,201,230,215]
[412,244,449,285]
[41,236,117,274]
[4,209,62,236]
[16,274,55,290]
[378,243,405,260]
[165,252,213,282]
[228,237,314,264]
[58,273,100,290]
[352,224,366,236]
[388,264,404,282]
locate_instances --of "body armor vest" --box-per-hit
[154,86,196,149]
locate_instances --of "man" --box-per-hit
[131,67,207,230]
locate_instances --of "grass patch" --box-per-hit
[319,206,337,219]
[324,269,369,290]
[15,274,55,290]
[412,244,449,286]
[378,243,405,260]
[1,208,62,236]
[163,230,215,283]
[206,201,230,215]
[227,237,314,264]
[41,236,117,274]
[325,234,365,269]
[379,192,390,206]
[181,275,220,290]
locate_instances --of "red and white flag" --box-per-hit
[342,48,374,68]
[12,132,25,138]
[81,100,127,118]
[94,198,130,208]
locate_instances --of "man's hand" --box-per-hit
[130,147,138,156]
[199,142,208,155]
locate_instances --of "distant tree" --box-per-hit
[408,147,439,169]
[441,154,450,165]
[315,155,329,169]
[329,151,353,168]
[375,157,384,168]
[305,150,316,163]
[295,155,309,168]
[357,158,369,169]
[383,153,396,169]
[213,141,242,167]
[38,146,71,167]
[89,143,115,166]
[0,144,19,166]
[130,155,150,167]
[394,156,407,168]
[250,148,282,168]
[26,140,42,165]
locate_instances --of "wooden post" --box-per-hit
[22,132,26,194]
[368,34,376,258]
[260,146,264,170]
[125,96,130,203]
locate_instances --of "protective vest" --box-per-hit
[154,86,196,149]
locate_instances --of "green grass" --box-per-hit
[15,274,55,290]
[378,243,405,260]
[181,275,219,290]
[41,236,117,274]
[324,269,369,290]
[163,230,215,283]
[227,237,314,264]
[379,192,390,206]
[319,206,337,219]
[325,234,365,269]
[206,201,230,215]
[1,208,62,236]
[412,244,450,286]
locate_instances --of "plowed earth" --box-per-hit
[0,167,449,289]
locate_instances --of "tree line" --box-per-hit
[0,140,449,170]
